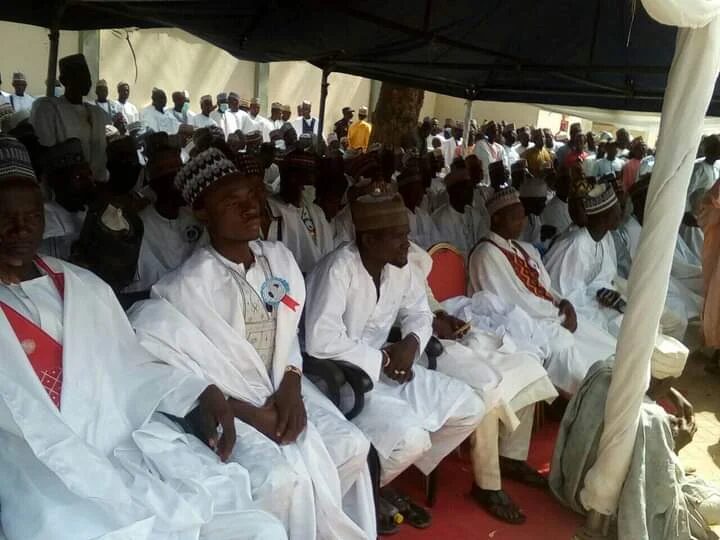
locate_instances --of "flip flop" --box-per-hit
[500,458,548,488]
[381,489,432,529]
[470,485,526,525]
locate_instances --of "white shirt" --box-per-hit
[210,110,240,139]
[432,202,490,255]
[474,139,508,181]
[165,107,195,125]
[191,113,217,129]
[30,97,108,182]
[594,157,624,178]
[141,106,180,134]
[9,93,35,112]
[0,274,63,344]
[232,109,255,133]
[124,206,203,293]
[407,206,441,250]
[117,100,139,123]
[541,196,572,239]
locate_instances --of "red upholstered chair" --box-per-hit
[427,243,467,301]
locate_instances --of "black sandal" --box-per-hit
[470,484,526,525]
[377,497,401,536]
[500,458,548,488]
[381,488,432,529]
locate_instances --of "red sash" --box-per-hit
[481,239,555,303]
[0,258,64,408]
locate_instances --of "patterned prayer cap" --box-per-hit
[351,192,408,232]
[284,150,317,172]
[281,104,291,113]
[12,72,26,82]
[245,131,263,147]
[216,92,228,102]
[175,147,238,206]
[117,81,129,89]
[250,97,260,105]
[200,94,212,103]
[43,138,86,174]
[271,102,282,110]
[582,183,618,215]
[228,91,240,101]
[96,79,108,88]
[519,176,547,198]
[486,187,521,216]
[235,154,263,178]
[358,106,368,115]
[0,136,36,182]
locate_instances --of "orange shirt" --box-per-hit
[348,120,372,151]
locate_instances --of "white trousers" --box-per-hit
[470,405,535,490]
[379,391,484,486]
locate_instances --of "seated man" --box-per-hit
[432,168,490,255]
[543,184,624,336]
[124,145,203,293]
[517,169,547,249]
[397,163,441,250]
[305,193,485,521]
[39,138,95,260]
[540,169,572,244]
[550,337,720,540]
[409,244,557,524]
[129,149,375,540]
[0,136,285,540]
[468,187,617,394]
[267,150,334,273]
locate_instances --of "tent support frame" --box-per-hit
[317,65,331,141]
[45,1,66,97]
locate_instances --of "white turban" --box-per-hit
[651,334,689,380]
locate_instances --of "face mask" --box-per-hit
[219,103,228,113]
[182,102,190,114]
[54,86,64,98]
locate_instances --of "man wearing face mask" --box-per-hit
[167,90,195,125]
[31,54,109,182]
[141,88,180,135]
[211,92,240,140]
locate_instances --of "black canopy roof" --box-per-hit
[5,1,719,114]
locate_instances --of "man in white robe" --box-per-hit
[0,139,285,540]
[517,168,547,249]
[541,170,573,243]
[408,244,557,524]
[544,184,625,336]
[228,92,254,134]
[91,79,121,123]
[129,149,375,540]
[30,54,107,182]
[191,94,218,129]
[116,81,140,124]
[432,168,490,255]
[247,98,272,141]
[474,121,508,181]
[141,89,179,135]
[124,146,203,293]
[305,193,484,503]
[681,135,720,261]
[165,90,195,125]
[210,92,240,140]
[267,151,334,273]
[397,165,441,249]
[38,139,94,260]
[468,187,617,394]
[8,73,35,113]
[293,101,319,138]
[593,141,624,178]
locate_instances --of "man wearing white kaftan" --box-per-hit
[31,55,108,182]
[141,105,180,135]
[474,122,508,181]
[432,168,490,255]
[129,150,375,540]
[305,195,484,486]
[541,194,572,240]
[468,188,617,394]
[682,146,720,262]
[0,140,285,540]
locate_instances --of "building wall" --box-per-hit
[99,28,257,111]
[0,21,80,97]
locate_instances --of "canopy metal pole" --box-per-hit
[317,67,331,141]
[46,2,65,97]
[462,98,473,154]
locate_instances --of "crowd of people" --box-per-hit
[1,52,719,540]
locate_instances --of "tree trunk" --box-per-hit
[369,83,424,149]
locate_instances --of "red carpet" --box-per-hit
[389,420,583,539]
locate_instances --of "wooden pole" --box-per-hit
[317,66,331,140]
[46,2,66,97]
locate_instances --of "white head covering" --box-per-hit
[486,186,521,216]
[651,334,689,380]
[583,183,618,215]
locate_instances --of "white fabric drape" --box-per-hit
[580,2,720,515]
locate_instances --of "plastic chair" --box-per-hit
[427,242,467,302]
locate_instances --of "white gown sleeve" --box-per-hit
[30,98,60,147]
[396,267,434,351]
[304,261,384,382]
